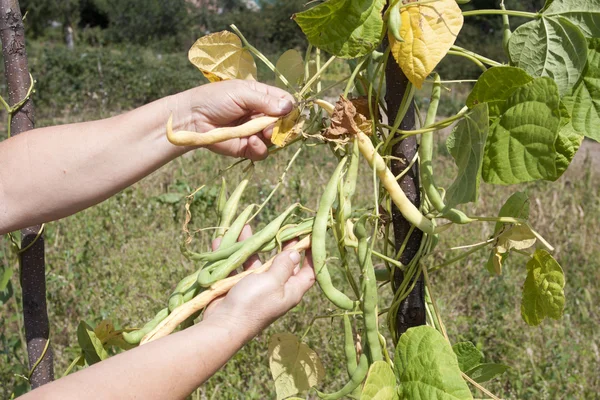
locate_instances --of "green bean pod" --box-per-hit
[313,158,356,310]
[168,270,201,312]
[198,203,299,286]
[388,0,403,42]
[219,204,255,249]
[180,309,202,330]
[419,74,472,224]
[316,354,368,399]
[187,218,313,263]
[259,219,314,252]
[215,174,250,238]
[122,308,169,345]
[354,217,383,363]
[343,314,358,377]
[216,177,227,218]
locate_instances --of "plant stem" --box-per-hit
[447,50,487,72]
[299,55,337,97]
[462,9,538,19]
[428,242,489,273]
[451,45,503,67]
[229,24,296,93]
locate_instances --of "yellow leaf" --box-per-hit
[496,224,537,253]
[390,0,463,88]
[268,333,325,400]
[271,108,304,148]
[188,31,257,82]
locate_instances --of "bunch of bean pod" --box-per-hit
[124,176,313,345]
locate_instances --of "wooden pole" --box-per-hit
[384,45,426,338]
[0,0,54,387]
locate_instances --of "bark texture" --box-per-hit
[385,49,426,339]
[0,0,54,387]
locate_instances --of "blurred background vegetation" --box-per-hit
[1,0,599,399]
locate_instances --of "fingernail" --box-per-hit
[289,250,301,264]
[278,99,292,113]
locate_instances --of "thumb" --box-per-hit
[268,250,302,283]
[235,82,293,116]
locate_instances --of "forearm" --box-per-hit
[21,318,252,400]
[0,90,195,234]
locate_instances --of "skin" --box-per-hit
[0,80,293,235]
[0,80,317,398]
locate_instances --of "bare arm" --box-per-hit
[0,80,293,234]
[19,249,315,400]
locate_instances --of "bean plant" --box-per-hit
[34,0,599,399]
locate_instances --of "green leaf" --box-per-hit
[0,264,12,292]
[268,333,325,400]
[452,342,483,373]
[508,16,587,96]
[360,361,398,400]
[485,192,530,275]
[395,326,473,400]
[77,321,109,365]
[562,38,600,142]
[445,103,489,207]
[465,363,509,383]
[482,77,569,185]
[543,0,600,38]
[0,265,13,306]
[275,49,305,90]
[494,192,531,235]
[555,123,584,175]
[293,0,386,59]
[466,67,533,117]
[155,193,185,204]
[521,249,566,326]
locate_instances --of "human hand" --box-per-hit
[203,226,315,339]
[184,80,294,161]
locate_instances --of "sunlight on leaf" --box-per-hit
[188,31,257,82]
[294,0,386,59]
[466,67,533,117]
[275,49,305,90]
[508,16,587,96]
[542,0,600,37]
[452,342,483,373]
[482,78,568,185]
[77,321,109,366]
[395,326,472,400]
[268,333,325,400]
[562,38,600,142]
[521,249,566,326]
[360,361,398,400]
[390,0,463,88]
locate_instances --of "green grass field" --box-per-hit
[1,44,600,399]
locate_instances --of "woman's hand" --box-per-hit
[203,226,315,339]
[184,80,294,161]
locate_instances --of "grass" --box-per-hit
[2,45,600,400]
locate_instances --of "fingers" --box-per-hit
[268,250,302,283]
[243,135,269,161]
[236,81,294,117]
[284,250,316,304]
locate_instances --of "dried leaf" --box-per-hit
[326,96,372,138]
[271,108,304,148]
[188,31,257,82]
